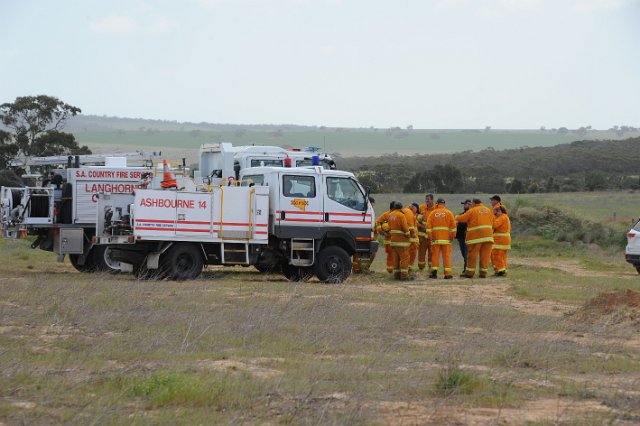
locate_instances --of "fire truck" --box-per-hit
[0,153,164,272]
[94,165,376,282]
[195,143,336,186]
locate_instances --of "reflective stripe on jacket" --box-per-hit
[402,207,418,243]
[455,203,494,245]
[426,205,457,245]
[493,214,511,250]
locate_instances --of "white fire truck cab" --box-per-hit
[95,166,376,282]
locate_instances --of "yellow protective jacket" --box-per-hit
[388,210,410,247]
[455,203,494,245]
[375,210,392,245]
[417,204,435,239]
[493,214,511,250]
[402,207,418,243]
[426,205,456,245]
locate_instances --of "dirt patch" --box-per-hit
[370,398,613,425]
[195,358,283,379]
[567,290,640,332]
[510,257,631,278]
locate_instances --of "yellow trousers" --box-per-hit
[418,236,432,270]
[465,242,494,277]
[491,249,508,273]
[390,246,410,280]
[430,244,452,277]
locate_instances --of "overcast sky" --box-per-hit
[1,0,639,129]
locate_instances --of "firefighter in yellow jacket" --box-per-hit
[387,202,411,280]
[426,198,457,279]
[455,198,494,278]
[402,203,419,273]
[417,194,436,270]
[491,205,511,277]
[375,202,395,274]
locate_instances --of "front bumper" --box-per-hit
[625,254,640,265]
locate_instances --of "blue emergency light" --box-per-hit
[311,155,320,166]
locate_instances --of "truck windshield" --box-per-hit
[251,159,283,167]
[241,175,264,186]
[326,177,366,211]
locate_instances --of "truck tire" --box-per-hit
[314,246,352,283]
[69,251,96,272]
[255,263,278,274]
[92,246,120,274]
[281,264,314,282]
[161,243,203,280]
[635,265,640,274]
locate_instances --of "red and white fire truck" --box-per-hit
[94,165,376,282]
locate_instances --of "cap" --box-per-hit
[490,195,501,202]
[411,202,419,209]
[436,198,445,204]
[461,199,471,204]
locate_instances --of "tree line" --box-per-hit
[341,138,640,193]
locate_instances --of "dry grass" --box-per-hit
[1,236,640,424]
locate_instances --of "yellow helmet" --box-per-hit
[417,214,424,222]
[381,221,390,232]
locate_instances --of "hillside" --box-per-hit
[66,115,640,157]
[342,138,640,193]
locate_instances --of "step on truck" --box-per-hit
[94,166,377,282]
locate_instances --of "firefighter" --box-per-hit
[353,197,377,274]
[426,198,456,279]
[409,203,420,271]
[456,199,471,275]
[417,194,436,271]
[401,203,418,273]
[491,205,511,277]
[489,195,507,214]
[387,201,411,280]
[375,201,396,274]
[455,198,494,278]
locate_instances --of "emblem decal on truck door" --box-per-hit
[291,198,309,211]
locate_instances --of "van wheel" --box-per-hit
[161,243,203,280]
[315,246,351,283]
[92,246,120,274]
[69,251,96,272]
[281,264,314,282]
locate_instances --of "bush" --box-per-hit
[511,203,625,248]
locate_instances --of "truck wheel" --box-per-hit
[161,243,203,280]
[69,251,96,273]
[314,246,352,283]
[255,263,278,273]
[281,264,314,282]
[92,246,120,274]
[635,265,640,274]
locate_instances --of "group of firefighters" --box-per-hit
[354,194,511,281]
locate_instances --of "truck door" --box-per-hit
[323,176,372,235]
[276,173,324,234]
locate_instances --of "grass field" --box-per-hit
[75,129,608,158]
[375,192,639,227]
[2,196,640,424]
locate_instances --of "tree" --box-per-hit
[0,95,90,157]
[0,130,19,169]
